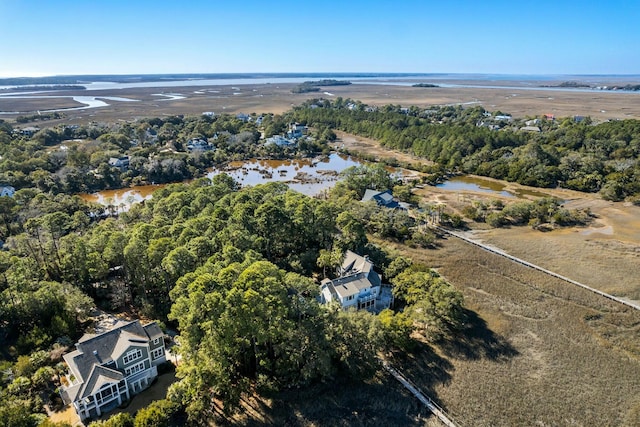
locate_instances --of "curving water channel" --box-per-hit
[436,175,550,198]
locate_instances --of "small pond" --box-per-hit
[436,175,550,199]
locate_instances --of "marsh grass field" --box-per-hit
[2,77,640,125]
[383,237,640,427]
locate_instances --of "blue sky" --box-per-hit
[1,0,639,77]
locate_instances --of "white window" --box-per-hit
[123,348,143,365]
[153,337,161,345]
[125,361,145,376]
[151,347,164,360]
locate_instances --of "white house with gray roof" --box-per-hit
[61,320,165,421]
[320,251,393,312]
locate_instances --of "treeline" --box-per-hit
[289,99,640,201]
[15,112,64,123]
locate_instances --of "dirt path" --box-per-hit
[334,130,433,166]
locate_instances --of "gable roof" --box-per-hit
[327,273,374,299]
[322,251,382,302]
[79,365,124,399]
[361,189,399,208]
[64,321,153,389]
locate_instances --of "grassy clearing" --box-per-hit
[382,236,640,427]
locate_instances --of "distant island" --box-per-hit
[540,81,591,88]
[292,79,352,93]
[0,84,86,92]
[602,84,640,91]
[412,83,439,88]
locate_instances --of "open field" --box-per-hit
[1,77,640,127]
[383,237,640,427]
[0,97,83,112]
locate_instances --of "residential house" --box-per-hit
[19,126,40,136]
[320,251,393,311]
[0,185,15,197]
[520,126,541,133]
[61,320,166,421]
[361,189,403,209]
[286,123,307,139]
[236,113,250,122]
[186,137,213,151]
[266,135,296,147]
[108,156,130,172]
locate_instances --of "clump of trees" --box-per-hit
[291,79,351,93]
[462,197,591,229]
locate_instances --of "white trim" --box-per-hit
[123,348,143,365]
[151,347,164,360]
[125,361,145,377]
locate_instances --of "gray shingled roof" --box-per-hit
[143,322,163,340]
[63,320,163,403]
[323,251,382,300]
[79,365,124,399]
[70,321,147,384]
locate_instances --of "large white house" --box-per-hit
[61,320,166,421]
[320,251,393,312]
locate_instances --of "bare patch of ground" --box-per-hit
[48,404,81,426]
[334,130,433,166]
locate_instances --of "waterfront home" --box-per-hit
[266,135,296,147]
[108,156,130,172]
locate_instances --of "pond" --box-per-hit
[436,175,550,199]
[81,153,366,208]
[207,154,363,196]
